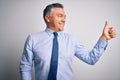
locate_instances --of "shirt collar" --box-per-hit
[45,27,63,37]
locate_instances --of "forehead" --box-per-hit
[50,8,65,14]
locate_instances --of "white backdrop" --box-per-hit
[0,0,120,80]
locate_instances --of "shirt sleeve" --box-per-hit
[19,35,33,80]
[74,38,108,65]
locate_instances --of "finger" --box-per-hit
[109,33,116,38]
[110,27,116,31]
[109,27,116,34]
[104,21,108,28]
[109,28,117,38]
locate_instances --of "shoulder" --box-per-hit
[63,32,82,44]
[27,30,46,40]
[60,32,76,41]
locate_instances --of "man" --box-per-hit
[19,3,116,80]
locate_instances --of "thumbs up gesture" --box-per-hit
[101,21,116,41]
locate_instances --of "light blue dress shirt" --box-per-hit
[20,28,108,80]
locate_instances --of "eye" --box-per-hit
[57,14,66,19]
[57,14,62,17]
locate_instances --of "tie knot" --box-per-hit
[53,32,58,37]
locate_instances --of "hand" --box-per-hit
[101,21,116,41]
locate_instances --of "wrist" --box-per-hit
[100,35,108,41]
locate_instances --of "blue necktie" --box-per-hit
[48,32,58,80]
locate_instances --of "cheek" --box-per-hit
[54,19,60,24]
[50,17,61,25]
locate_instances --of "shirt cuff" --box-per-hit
[97,38,108,50]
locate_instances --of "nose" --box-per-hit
[62,16,66,23]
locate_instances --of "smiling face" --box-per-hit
[45,8,66,32]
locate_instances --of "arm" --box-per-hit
[19,35,33,80]
[75,38,108,65]
[75,21,116,65]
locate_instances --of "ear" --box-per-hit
[45,15,50,23]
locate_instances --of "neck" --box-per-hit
[47,26,61,32]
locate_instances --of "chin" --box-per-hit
[59,26,64,31]
[59,28,64,31]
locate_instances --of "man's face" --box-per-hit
[46,8,66,32]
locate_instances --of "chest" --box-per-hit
[33,36,75,61]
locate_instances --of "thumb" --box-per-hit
[104,21,109,29]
